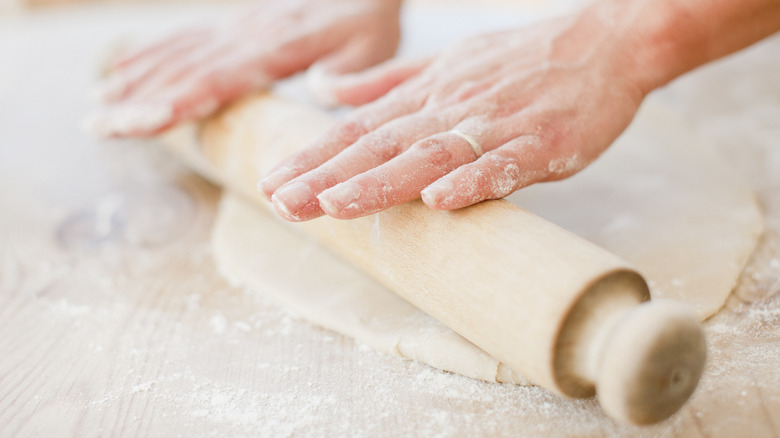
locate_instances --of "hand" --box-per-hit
[86,0,402,137]
[259,11,647,221]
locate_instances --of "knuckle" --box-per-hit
[191,67,229,96]
[450,80,491,103]
[276,36,306,54]
[382,80,429,110]
[332,119,369,143]
[545,153,584,180]
[534,139,584,179]
[360,135,403,163]
[480,154,528,198]
[412,138,453,168]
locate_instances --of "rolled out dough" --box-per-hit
[211,102,762,384]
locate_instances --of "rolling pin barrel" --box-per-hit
[164,93,707,424]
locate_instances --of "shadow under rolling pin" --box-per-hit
[163,93,707,425]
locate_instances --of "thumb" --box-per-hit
[308,47,431,107]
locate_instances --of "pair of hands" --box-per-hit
[91,0,646,222]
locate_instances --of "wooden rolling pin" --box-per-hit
[163,93,706,425]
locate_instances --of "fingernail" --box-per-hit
[272,182,313,218]
[317,181,361,215]
[421,179,454,206]
[258,167,297,198]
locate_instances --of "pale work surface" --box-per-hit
[1,3,780,437]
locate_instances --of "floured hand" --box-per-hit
[86,0,402,138]
[258,11,646,221]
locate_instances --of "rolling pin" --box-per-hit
[162,92,706,425]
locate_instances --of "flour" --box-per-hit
[305,64,340,107]
[4,3,780,437]
[546,152,581,175]
[93,193,124,238]
[50,299,92,317]
[209,313,228,334]
[369,213,382,246]
[84,103,174,137]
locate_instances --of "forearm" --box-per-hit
[371,0,403,14]
[585,0,780,96]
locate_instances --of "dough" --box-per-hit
[210,102,762,384]
[508,103,763,320]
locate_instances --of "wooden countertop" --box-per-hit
[1,3,779,436]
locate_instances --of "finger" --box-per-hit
[107,29,206,71]
[82,103,175,138]
[258,25,358,81]
[165,64,264,121]
[421,135,551,210]
[270,111,455,221]
[258,90,428,198]
[85,59,265,138]
[98,31,208,102]
[308,57,431,107]
[316,114,529,218]
[316,130,480,219]
[121,40,245,103]
[310,33,399,76]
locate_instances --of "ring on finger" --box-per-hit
[449,128,483,158]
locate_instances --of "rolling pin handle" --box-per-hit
[594,300,707,425]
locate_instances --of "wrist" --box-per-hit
[608,0,713,95]
[372,0,403,11]
[561,0,679,98]
[596,0,780,95]
[546,2,653,100]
